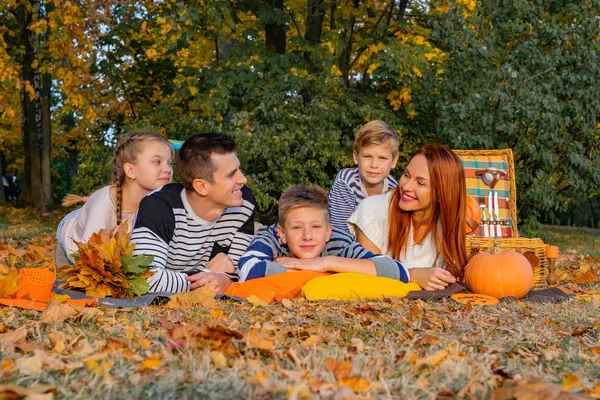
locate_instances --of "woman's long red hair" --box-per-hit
[387,145,468,279]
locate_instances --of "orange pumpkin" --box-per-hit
[465,195,482,234]
[464,242,533,299]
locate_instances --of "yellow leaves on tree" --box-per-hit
[59,221,154,299]
[387,88,412,111]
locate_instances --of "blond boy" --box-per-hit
[237,185,408,282]
[329,120,399,227]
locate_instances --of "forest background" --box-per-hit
[1,0,599,232]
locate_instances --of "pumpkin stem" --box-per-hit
[490,240,502,254]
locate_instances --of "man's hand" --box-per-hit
[205,253,235,273]
[185,272,233,293]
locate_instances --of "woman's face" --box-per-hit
[398,154,432,215]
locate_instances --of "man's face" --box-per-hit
[277,207,332,259]
[205,152,248,209]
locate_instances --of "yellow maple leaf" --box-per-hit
[0,270,21,298]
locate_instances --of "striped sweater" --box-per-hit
[131,183,256,293]
[237,224,409,282]
[328,167,397,228]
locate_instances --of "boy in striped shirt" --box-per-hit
[131,134,256,294]
[329,120,400,228]
[237,185,408,283]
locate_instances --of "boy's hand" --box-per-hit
[408,267,456,291]
[206,253,235,273]
[276,256,332,272]
[185,272,233,293]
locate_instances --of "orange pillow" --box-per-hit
[224,271,329,304]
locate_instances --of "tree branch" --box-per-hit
[287,7,302,38]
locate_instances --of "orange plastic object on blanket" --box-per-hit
[224,271,329,304]
[14,266,57,302]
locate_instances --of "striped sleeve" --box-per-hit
[131,194,190,294]
[326,227,409,282]
[329,171,359,227]
[237,225,287,281]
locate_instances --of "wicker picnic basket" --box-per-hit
[455,149,548,288]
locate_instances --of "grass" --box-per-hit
[1,205,599,399]
[531,224,600,257]
[0,205,64,246]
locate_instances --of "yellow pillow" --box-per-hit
[301,273,421,300]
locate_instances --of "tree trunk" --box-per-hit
[265,0,287,54]
[396,0,410,22]
[301,0,327,104]
[41,71,53,211]
[339,0,360,86]
[330,0,337,30]
[588,198,597,228]
[40,0,55,211]
[0,157,5,203]
[305,0,326,46]
[18,1,43,210]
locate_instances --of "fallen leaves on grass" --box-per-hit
[167,285,216,309]
[40,300,78,323]
[167,319,243,350]
[572,271,598,285]
[492,376,589,400]
[0,384,56,399]
[0,326,27,349]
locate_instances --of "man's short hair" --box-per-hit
[354,120,399,158]
[176,134,237,190]
[278,185,329,226]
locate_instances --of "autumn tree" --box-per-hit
[0,0,105,211]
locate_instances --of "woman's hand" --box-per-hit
[408,267,456,291]
[276,256,333,272]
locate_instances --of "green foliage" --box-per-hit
[70,142,114,197]
[422,0,600,224]
[2,0,597,225]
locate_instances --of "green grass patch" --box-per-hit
[530,224,600,257]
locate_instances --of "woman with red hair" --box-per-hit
[347,144,468,290]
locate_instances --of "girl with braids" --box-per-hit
[348,144,468,291]
[55,131,173,267]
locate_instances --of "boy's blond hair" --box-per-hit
[278,185,329,226]
[353,120,399,158]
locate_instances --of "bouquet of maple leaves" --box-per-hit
[59,221,154,299]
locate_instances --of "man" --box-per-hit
[131,134,256,294]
